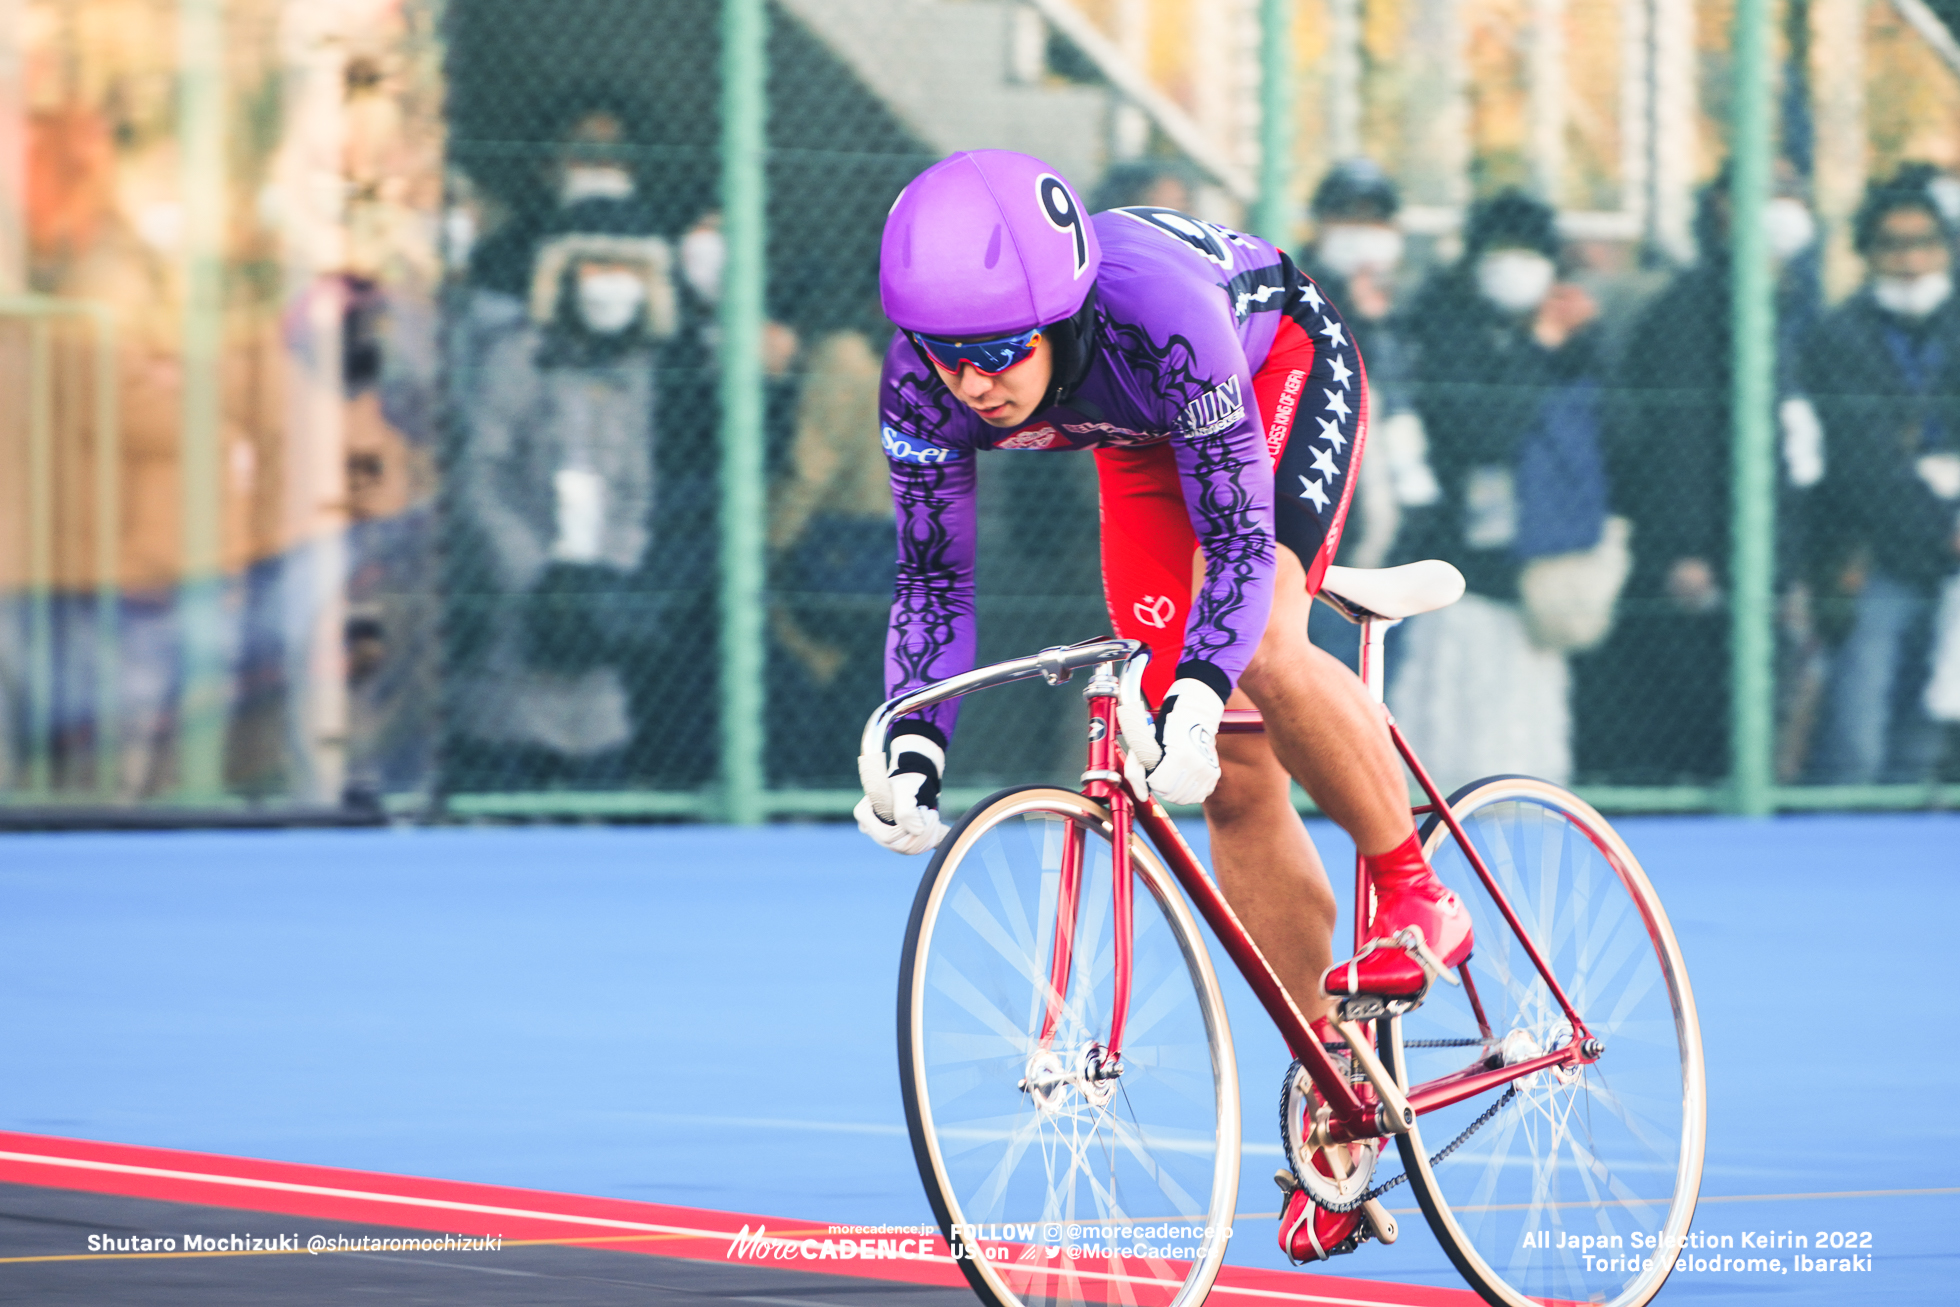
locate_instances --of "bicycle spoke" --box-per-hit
[902,791,1236,1307]
[1398,781,1704,1307]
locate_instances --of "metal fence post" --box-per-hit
[1256,0,1295,248]
[91,305,120,798]
[176,0,228,800]
[24,316,49,794]
[718,0,767,824]
[1728,0,1776,816]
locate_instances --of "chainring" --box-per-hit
[1279,1050,1378,1207]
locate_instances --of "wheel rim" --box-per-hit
[1395,781,1705,1307]
[903,792,1238,1307]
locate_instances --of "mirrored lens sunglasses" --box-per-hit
[912,326,1042,376]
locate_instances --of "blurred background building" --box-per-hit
[2,0,1959,818]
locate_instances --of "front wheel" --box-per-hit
[1384,776,1706,1307]
[898,787,1239,1307]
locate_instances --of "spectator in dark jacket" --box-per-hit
[1298,160,1438,669]
[1387,190,1607,787]
[1581,166,1822,782]
[1805,169,1960,783]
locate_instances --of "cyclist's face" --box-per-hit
[930,334,1053,428]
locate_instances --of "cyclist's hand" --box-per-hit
[856,727,950,855]
[1143,678,1224,806]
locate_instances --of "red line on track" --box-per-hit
[0,1131,1476,1305]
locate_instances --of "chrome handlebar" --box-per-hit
[859,637,1143,761]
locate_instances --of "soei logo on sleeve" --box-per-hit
[882,425,965,465]
[1132,595,1177,629]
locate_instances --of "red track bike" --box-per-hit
[878,562,1707,1307]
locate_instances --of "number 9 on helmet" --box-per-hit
[880,150,1101,339]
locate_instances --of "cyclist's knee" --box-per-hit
[1208,737,1291,823]
[1242,626,1335,702]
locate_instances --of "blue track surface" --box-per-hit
[3,815,1956,1303]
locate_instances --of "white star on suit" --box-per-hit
[1323,388,1351,420]
[1316,415,1347,452]
[1311,446,1339,479]
[1301,281,1324,312]
[1317,317,1347,349]
[1327,355,1353,388]
[1298,476,1330,510]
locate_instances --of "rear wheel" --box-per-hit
[1383,776,1705,1307]
[898,787,1238,1307]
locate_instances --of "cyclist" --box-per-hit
[854,151,1471,1262]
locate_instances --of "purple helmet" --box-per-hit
[880,150,1101,337]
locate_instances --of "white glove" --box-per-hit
[1129,676,1225,806]
[856,727,950,855]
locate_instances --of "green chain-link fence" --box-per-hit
[3,0,1960,821]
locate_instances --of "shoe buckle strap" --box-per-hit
[1281,1195,1316,1266]
[1387,925,1462,988]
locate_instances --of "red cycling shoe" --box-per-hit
[1279,1183,1365,1262]
[1322,833,1472,1008]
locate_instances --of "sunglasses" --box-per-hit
[912,326,1042,376]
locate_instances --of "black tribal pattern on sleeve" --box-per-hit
[1102,315,1276,686]
[885,457,978,736]
[1176,413,1274,673]
[884,351,968,434]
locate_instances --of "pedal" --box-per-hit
[1359,1197,1398,1244]
[1335,994,1388,1022]
[1273,1168,1300,1196]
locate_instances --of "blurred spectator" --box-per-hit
[767,305,893,784]
[1804,169,1960,784]
[467,107,655,297]
[1582,164,1822,782]
[1090,158,1200,213]
[451,214,677,782]
[1297,159,1439,669]
[340,275,440,806]
[639,202,802,786]
[1388,190,1614,787]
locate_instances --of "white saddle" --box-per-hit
[1317,560,1465,623]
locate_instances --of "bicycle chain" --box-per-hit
[1281,1049,1520,1216]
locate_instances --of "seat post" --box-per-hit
[1357,616,1396,707]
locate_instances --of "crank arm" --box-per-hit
[1360,1197,1398,1244]
[1337,1020,1414,1135]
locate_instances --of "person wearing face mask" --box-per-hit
[1388,189,1608,787]
[463,106,659,302]
[448,232,679,785]
[1802,168,1960,784]
[1299,161,1438,671]
[1579,164,1823,784]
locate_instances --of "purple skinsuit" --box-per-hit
[879,208,1306,737]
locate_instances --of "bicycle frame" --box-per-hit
[862,629,1601,1150]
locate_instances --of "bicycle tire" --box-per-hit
[898,786,1239,1307]
[1382,775,1706,1307]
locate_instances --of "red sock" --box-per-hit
[1360,831,1427,891]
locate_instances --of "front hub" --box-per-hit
[1020,1042,1120,1114]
